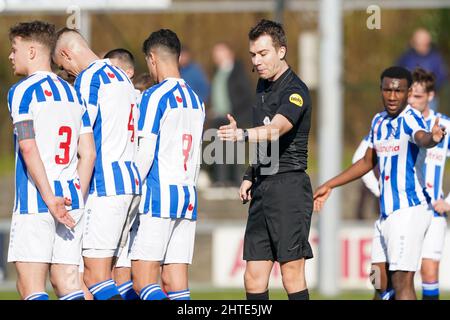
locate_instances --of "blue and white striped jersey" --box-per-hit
[368,105,430,218]
[422,109,450,216]
[8,71,92,214]
[75,59,141,197]
[138,78,205,220]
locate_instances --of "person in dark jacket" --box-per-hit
[397,28,448,111]
[211,42,254,186]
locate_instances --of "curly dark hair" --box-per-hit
[248,19,287,49]
[9,20,56,51]
[380,66,413,88]
[142,29,181,59]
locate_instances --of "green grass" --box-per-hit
[1,289,450,300]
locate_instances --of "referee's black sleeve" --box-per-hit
[276,87,310,126]
[243,165,254,182]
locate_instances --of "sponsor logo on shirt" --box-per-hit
[425,150,444,163]
[289,93,303,107]
[375,143,400,154]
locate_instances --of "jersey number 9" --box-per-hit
[182,134,193,171]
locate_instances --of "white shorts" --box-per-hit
[129,214,196,264]
[371,204,432,271]
[82,194,134,258]
[8,210,84,265]
[422,215,447,261]
[115,213,140,268]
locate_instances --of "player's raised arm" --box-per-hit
[314,146,377,212]
[414,116,446,148]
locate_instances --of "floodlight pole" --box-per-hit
[274,0,285,23]
[318,0,343,296]
[80,10,91,44]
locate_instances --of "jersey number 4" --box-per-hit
[182,134,193,171]
[128,104,135,142]
[55,126,72,165]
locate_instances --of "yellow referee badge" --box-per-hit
[289,93,303,107]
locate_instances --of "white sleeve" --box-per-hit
[404,108,427,144]
[9,84,34,124]
[135,135,158,182]
[352,138,380,198]
[361,169,380,198]
[352,138,369,164]
[79,106,93,135]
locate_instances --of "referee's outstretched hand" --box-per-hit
[313,184,332,212]
[217,114,242,142]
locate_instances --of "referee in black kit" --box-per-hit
[217,19,313,300]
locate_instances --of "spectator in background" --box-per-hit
[397,28,448,111]
[211,42,254,186]
[179,46,210,103]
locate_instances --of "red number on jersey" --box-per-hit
[182,134,193,171]
[55,126,72,165]
[128,104,135,142]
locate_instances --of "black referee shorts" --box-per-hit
[243,171,313,263]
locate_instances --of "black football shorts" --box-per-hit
[243,171,313,262]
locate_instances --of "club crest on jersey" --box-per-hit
[289,93,303,107]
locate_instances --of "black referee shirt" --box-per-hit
[246,67,312,179]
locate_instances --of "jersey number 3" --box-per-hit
[55,126,72,165]
[182,134,193,171]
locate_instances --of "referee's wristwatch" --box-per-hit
[242,129,249,142]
